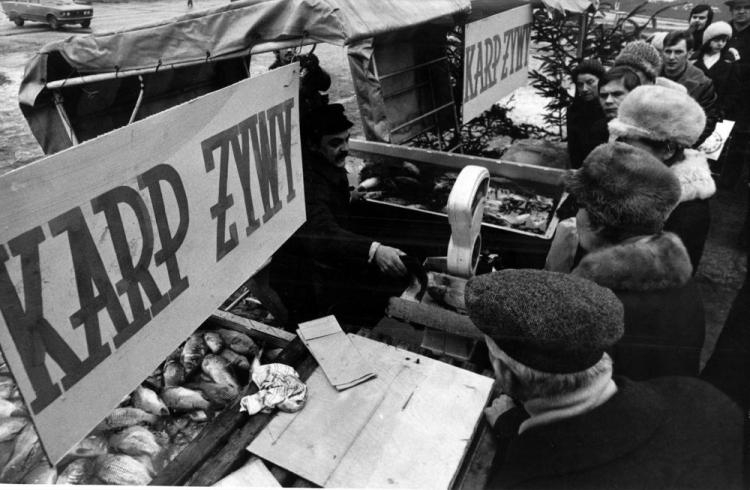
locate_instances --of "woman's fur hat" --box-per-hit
[607,85,706,147]
[614,41,663,82]
[702,21,732,45]
[565,142,682,234]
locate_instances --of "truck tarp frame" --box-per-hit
[19,0,471,154]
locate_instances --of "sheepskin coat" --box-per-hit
[664,149,716,271]
[489,376,743,490]
[662,63,719,146]
[572,232,706,380]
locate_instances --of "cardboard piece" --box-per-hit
[297,316,376,390]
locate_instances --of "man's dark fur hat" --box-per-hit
[465,269,624,374]
[565,142,682,235]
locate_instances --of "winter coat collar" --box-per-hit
[572,232,693,291]
[670,149,716,202]
[496,377,668,488]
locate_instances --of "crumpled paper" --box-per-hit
[239,361,307,416]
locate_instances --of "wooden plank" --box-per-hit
[208,310,296,348]
[248,335,494,489]
[386,297,484,340]
[150,337,309,486]
[213,457,281,487]
[452,420,497,490]
[349,139,566,186]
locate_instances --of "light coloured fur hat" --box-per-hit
[608,85,706,147]
[614,41,663,82]
[702,21,732,45]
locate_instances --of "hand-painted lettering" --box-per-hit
[138,164,190,302]
[246,112,282,223]
[266,98,297,203]
[473,41,485,95]
[464,44,477,102]
[483,37,496,89]
[202,127,239,262]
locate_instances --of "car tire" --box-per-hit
[13,17,24,26]
[47,15,59,30]
[80,19,90,27]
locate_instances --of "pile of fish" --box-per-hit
[357,161,556,235]
[0,327,260,485]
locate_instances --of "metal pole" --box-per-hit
[127,76,145,125]
[52,91,79,145]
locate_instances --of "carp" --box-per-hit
[0,398,25,418]
[132,385,169,417]
[163,358,186,387]
[181,334,207,375]
[57,458,94,485]
[217,329,258,356]
[96,454,152,486]
[108,426,162,458]
[21,460,57,484]
[0,416,27,442]
[186,381,237,407]
[203,331,224,353]
[0,422,43,483]
[202,354,239,391]
[96,407,159,431]
[161,387,211,412]
[220,349,251,373]
[0,376,18,400]
[70,433,109,458]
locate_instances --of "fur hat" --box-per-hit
[614,41,663,82]
[702,21,732,45]
[565,142,682,234]
[572,59,605,80]
[608,85,706,147]
[465,269,624,374]
[648,31,668,51]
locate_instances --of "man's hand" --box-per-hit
[484,394,517,427]
[728,47,741,61]
[373,245,408,277]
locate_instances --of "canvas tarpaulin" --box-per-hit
[19,0,471,153]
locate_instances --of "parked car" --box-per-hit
[1,0,93,29]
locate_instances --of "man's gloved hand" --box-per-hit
[374,245,408,277]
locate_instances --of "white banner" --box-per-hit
[0,63,304,463]
[462,5,533,123]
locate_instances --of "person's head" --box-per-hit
[727,0,750,28]
[701,21,733,54]
[661,31,693,77]
[571,59,605,102]
[608,85,706,163]
[303,104,354,168]
[689,4,714,30]
[565,142,682,249]
[614,40,663,84]
[465,269,624,401]
[598,66,642,120]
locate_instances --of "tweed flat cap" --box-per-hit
[608,85,706,147]
[565,142,681,234]
[465,269,624,374]
[614,41,663,82]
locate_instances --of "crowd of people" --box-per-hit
[262,4,750,487]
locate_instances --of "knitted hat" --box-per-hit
[614,41,663,82]
[465,269,624,374]
[608,85,706,147]
[702,21,732,44]
[565,142,682,234]
[571,59,605,80]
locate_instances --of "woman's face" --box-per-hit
[708,36,728,54]
[575,73,600,102]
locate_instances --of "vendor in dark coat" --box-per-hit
[609,85,716,271]
[270,104,408,324]
[464,269,743,490]
[566,59,605,169]
[565,143,705,379]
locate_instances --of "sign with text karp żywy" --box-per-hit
[0,63,303,463]
[462,5,533,123]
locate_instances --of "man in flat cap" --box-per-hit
[465,269,743,489]
[271,103,408,325]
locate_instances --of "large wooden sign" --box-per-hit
[0,64,304,463]
[462,5,533,123]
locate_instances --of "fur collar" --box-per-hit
[572,232,692,291]
[671,149,716,202]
